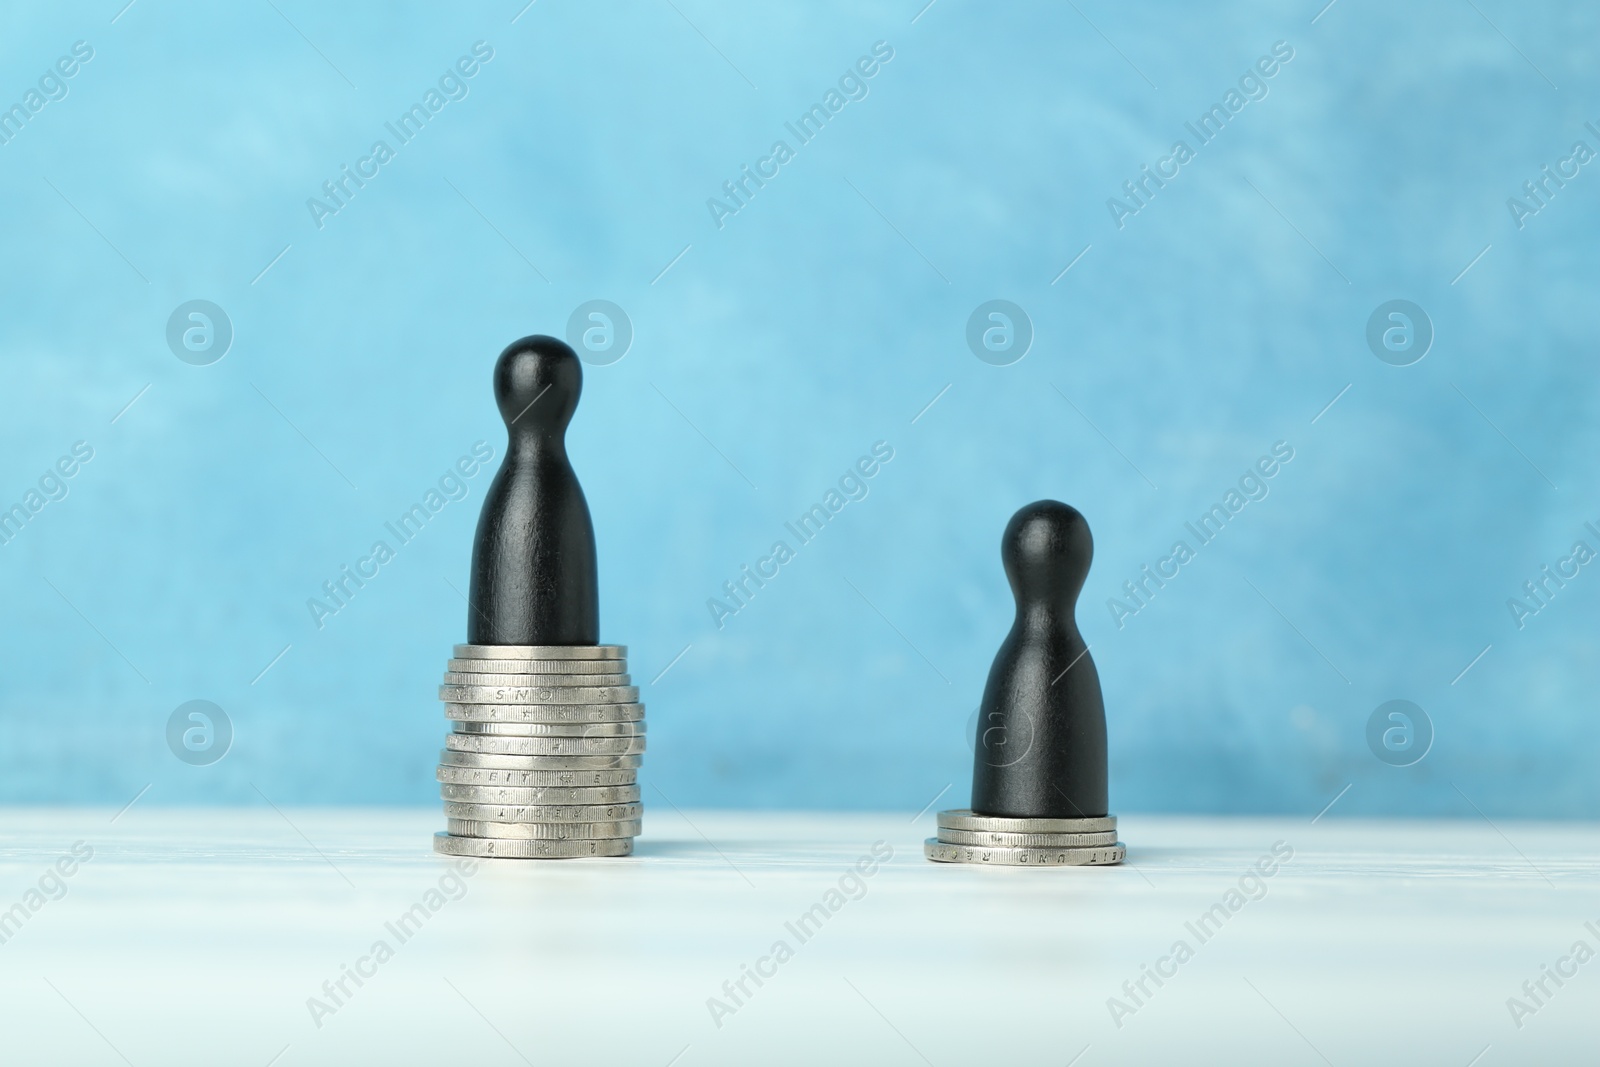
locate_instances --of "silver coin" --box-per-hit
[441,671,632,687]
[443,702,645,724]
[433,832,635,859]
[448,658,627,675]
[439,782,641,804]
[453,644,626,660]
[446,817,641,840]
[444,733,646,757]
[936,827,1120,848]
[935,809,1117,834]
[442,800,644,822]
[439,684,639,705]
[451,719,645,738]
[438,749,643,770]
[436,764,638,787]
[923,839,1125,866]
[440,781,641,804]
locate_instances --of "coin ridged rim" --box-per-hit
[436,764,638,786]
[439,783,641,804]
[450,720,645,737]
[936,827,1120,848]
[439,684,640,705]
[433,832,634,858]
[444,734,646,756]
[453,645,626,660]
[936,810,1117,834]
[441,672,632,687]
[923,839,1125,866]
[443,702,645,723]
[442,800,644,822]
[448,658,628,674]
[438,750,643,770]
[445,817,641,840]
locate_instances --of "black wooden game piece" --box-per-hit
[466,335,599,646]
[969,500,1109,819]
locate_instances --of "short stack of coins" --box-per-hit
[433,644,644,859]
[924,809,1124,866]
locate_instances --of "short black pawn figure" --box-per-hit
[970,500,1108,819]
[467,335,599,645]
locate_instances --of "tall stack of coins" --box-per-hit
[433,644,644,859]
[924,810,1124,866]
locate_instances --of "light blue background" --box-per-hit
[1,0,1594,815]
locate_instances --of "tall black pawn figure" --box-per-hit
[467,336,599,646]
[970,500,1108,819]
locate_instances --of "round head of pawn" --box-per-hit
[493,335,582,439]
[1000,500,1093,610]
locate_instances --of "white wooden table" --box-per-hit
[0,809,1590,1065]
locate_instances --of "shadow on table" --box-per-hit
[632,840,732,858]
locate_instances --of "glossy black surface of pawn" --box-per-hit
[466,335,599,645]
[970,500,1108,819]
